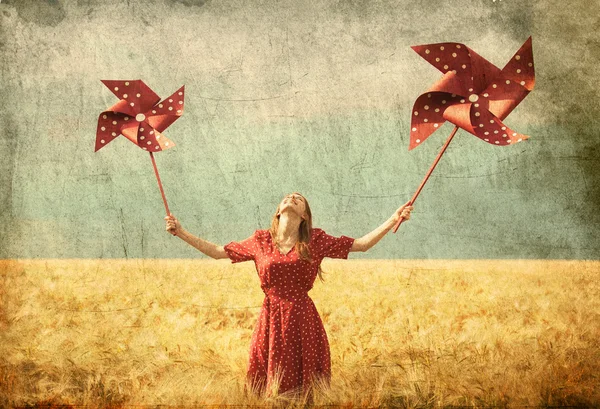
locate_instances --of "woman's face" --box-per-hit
[278,193,307,220]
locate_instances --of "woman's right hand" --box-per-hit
[165,214,182,236]
[391,201,413,225]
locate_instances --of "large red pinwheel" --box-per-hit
[393,38,535,232]
[96,80,185,215]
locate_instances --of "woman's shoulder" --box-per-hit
[310,227,325,239]
[255,229,271,239]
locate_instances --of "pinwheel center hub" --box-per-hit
[468,94,479,103]
[136,113,146,122]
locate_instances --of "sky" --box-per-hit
[0,0,598,259]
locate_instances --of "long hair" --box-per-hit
[269,192,326,282]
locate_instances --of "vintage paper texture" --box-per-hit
[0,0,598,260]
[1,2,600,406]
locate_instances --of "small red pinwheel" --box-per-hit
[393,38,535,232]
[96,80,185,215]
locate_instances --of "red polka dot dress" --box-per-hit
[223,228,355,397]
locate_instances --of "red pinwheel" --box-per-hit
[394,38,535,232]
[96,80,185,215]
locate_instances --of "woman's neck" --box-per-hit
[276,213,301,243]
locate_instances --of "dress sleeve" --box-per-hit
[313,228,355,260]
[223,230,259,264]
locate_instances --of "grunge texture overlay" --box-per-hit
[0,0,598,259]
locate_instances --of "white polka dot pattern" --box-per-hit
[144,85,185,134]
[223,228,355,396]
[407,37,534,149]
[95,80,184,153]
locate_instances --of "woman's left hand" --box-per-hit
[392,201,414,224]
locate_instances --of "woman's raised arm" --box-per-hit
[350,201,413,252]
[165,215,229,259]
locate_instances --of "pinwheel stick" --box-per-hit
[393,125,459,233]
[149,152,171,216]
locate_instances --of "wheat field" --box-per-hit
[0,259,599,408]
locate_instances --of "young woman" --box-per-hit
[165,193,413,401]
